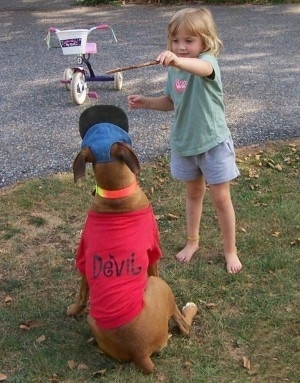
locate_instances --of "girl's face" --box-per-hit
[170,27,203,58]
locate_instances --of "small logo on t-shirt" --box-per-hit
[175,79,187,92]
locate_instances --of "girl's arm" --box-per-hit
[128,95,174,112]
[157,51,213,78]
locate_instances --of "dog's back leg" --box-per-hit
[87,313,156,374]
[171,302,198,336]
[133,354,155,374]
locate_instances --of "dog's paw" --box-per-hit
[66,303,86,317]
[183,302,196,309]
[182,302,198,315]
[66,304,78,316]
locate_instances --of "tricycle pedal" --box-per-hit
[88,91,98,99]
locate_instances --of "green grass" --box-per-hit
[199,0,298,4]
[0,139,299,382]
[74,0,300,6]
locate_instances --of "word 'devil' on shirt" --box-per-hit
[93,253,143,278]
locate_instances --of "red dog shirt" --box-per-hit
[76,205,162,329]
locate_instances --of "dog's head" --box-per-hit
[73,105,140,182]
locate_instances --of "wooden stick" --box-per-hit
[105,60,159,74]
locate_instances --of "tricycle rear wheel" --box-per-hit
[63,68,73,91]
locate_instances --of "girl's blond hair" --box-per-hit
[167,7,223,56]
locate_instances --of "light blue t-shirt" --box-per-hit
[164,53,231,156]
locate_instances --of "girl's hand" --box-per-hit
[128,94,174,112]
[156,50,214,78]
[156,50,180,68]
[128,94,146,109]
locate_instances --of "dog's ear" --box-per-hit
[111,143,141,175]
[73,147,95,183]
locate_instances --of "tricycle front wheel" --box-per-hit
[114,72,123,91]
[71,71,87,105]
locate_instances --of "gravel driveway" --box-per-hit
[1,0,299,188]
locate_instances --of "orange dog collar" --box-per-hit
[95,178,138,199]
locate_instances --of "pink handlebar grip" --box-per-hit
[95,24,109,30]
[48,27,59,32]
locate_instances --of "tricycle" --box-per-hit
[47,24,123,105]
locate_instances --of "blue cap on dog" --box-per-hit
[79,105,129,139]
[81,122,132,163]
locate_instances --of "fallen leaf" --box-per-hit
[30,320,45,328]
[275,164,283,171]
[166,213,179,220]
[19,320,44,329]
[156,177,165,184]
[92,369,107,377]
[0,373,7,381]
[156,371,166,382]
[255,202,268,207]
[266,161,275,169]
[199,300,216,309]
[248,168,259,178]
[290,238,300,246]
[77,363,88,370]
[67,360,77,370]
[183,361,192,368]
[19,324,31,331]
[49,374,59,383]
[205,303,216,309]
[242,356,251,370]
[240,227,247,233]
[235,337,245,347]
[4,296,12,304]
[272,231,280,237]
[36,334,46,343]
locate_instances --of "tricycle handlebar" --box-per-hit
[95,24,110,30]
[48,25,109,34]
[89,24,118,42]
[48,27,59,33]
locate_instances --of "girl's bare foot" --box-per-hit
[176,240,199,263]
[225,252,242,274]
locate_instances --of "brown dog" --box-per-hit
[67,105,198,374]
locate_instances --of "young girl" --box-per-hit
[128,7,242,274]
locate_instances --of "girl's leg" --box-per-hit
[209,182,242,274]
[176,177,206,262]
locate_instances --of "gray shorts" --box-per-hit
[170,136,240,185]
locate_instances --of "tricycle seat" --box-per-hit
[85,42,97,54]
